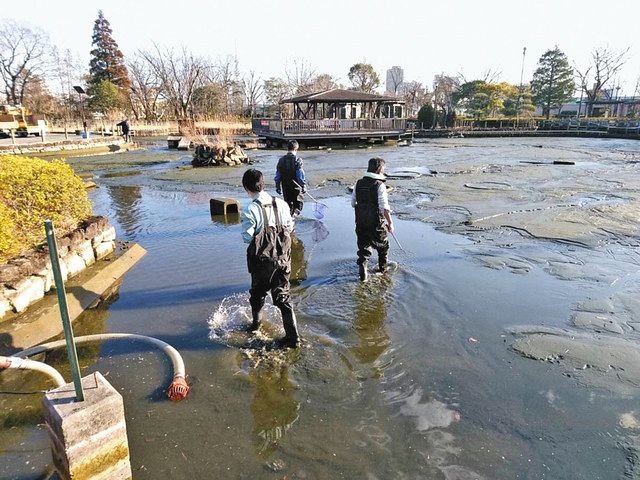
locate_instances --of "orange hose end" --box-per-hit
[166,376,190,401]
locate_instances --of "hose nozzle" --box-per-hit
[166,375,190,401]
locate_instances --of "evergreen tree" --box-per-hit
[87,79,126,115]
[348,63,380,92]
[88,11,130,89]
[417,104,435,128]
[531,47,574,119]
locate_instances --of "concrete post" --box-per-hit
[43,372,132,480]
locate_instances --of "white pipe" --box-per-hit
[17,333,186,379]
[0,355,66,388]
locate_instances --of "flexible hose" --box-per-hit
[0,355,66,388]
[16,333,189,400]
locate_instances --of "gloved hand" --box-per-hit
[276,188,282,195]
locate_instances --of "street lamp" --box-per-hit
[73,86,87,137]
[516,47,527,129]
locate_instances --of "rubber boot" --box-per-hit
[359,261,368,282]
[276,309,300,348]
[248,309,263,332]
[378,256,388,274]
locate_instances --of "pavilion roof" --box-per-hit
[281,88,402,104]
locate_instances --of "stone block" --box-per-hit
[77,240,96,267]
[83,216,108,231]
[94,241,115,260]
[91,231,104,247]
[64,253,86,278]
[7,276,44,313]
[83,222,99,240]
[0,264,21,284]
[36,267,54,292]
[0,296,12,318]
[59,260,68,283]
[43,372,132,480]
[9,257,34,278]
[56,236,71,249]
[25,251,49,273]
[67,229,85,249]
[101,226,116,243]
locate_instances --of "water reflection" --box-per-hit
[210,213,240,225]
[106,185,144,239]
[290,236,307,286]
[249,365,299,457]
[351,277,392,377]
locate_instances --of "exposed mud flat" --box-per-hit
[511,327,640,393]
[4,137,640,479]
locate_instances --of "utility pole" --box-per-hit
[516,47,527,128]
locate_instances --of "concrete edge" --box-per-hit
[0,243,147,352]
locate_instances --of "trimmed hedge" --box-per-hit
[0,155,92,262]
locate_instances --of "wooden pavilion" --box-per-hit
[252,89,406,145]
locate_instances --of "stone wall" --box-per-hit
[0,216,117,319]
[0,138,131,156]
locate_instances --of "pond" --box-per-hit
[2,137,640,479]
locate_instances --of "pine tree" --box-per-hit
[531,47,575,119]
[88,11,130,89]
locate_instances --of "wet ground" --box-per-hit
[2,137,640,479]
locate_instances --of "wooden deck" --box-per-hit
[252,118,406,141]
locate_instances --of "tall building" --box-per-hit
[386,66,404,94]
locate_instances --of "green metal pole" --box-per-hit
[44,220,84,401]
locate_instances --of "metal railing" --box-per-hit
[252,118,406,134]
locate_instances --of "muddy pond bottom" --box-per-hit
[2,147,640,479]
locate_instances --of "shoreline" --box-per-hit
[0,242,146,355]
[0,137,140,157]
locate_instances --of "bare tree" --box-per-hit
[457,68,502,85]
[308,73,339,93]
[285,58,316,95]
[242,70,263,117]
[216,55,243,115]
[575,46,629,116]
[0,19,50,105]
[50,48,82,120]
[432,74,459,127]
[128,53,163,120]
[387,67,403,94]
[139,46,208,120]
[402,81,431,117]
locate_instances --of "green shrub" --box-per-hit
[0,155,92,262]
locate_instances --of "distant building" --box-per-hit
[386,66,404,94]
[538,88,640,117]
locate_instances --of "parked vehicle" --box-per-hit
[0,105,50,137]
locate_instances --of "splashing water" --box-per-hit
[208,292,284,346]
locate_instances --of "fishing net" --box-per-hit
[312,201,328,220]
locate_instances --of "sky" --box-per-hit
[6,0,640,94]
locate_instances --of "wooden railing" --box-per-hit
[252,118,406,134]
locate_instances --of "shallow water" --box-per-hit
[2,138,640,479]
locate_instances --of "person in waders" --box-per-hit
[352,157,394,282]
[241,168,301,348]
[275,140,306,218]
